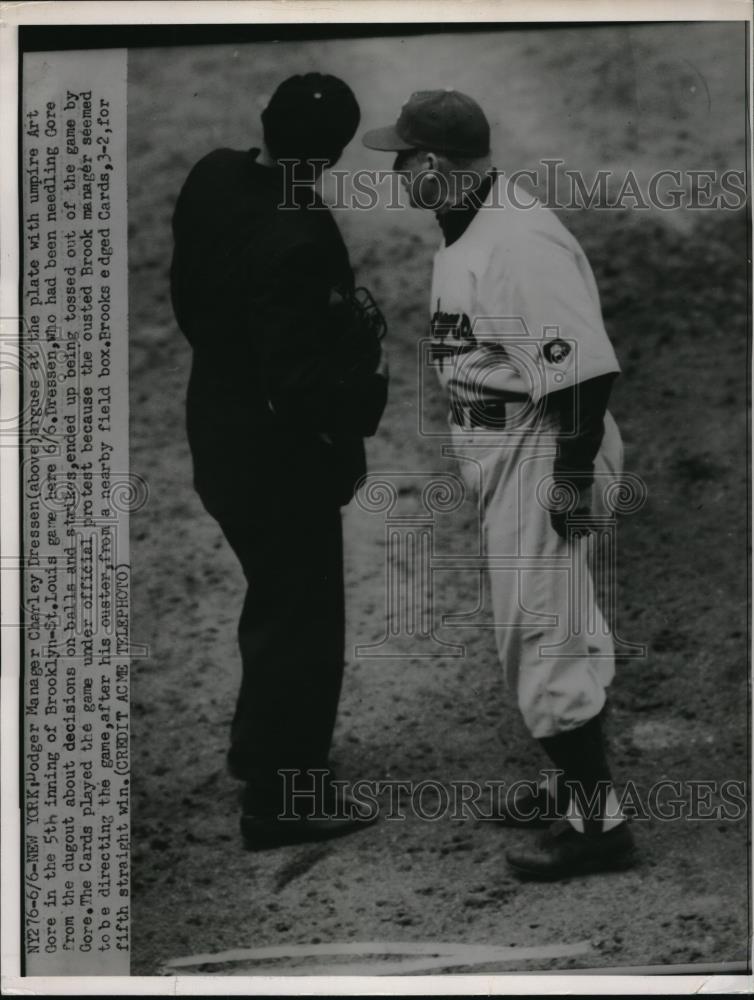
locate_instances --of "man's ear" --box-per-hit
[426,152,439,172]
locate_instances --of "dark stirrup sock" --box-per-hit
[538,712,614,835]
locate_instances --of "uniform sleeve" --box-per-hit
[478,235,620,403]
[256,244,388,438]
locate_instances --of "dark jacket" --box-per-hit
[170,147,387,513]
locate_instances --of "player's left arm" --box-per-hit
[545,373,617,537]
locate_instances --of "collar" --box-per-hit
[436,169,497,247]
[247,147,320,207]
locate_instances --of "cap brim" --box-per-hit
[362,125,417,151]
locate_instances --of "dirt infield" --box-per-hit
[127,24,749,975]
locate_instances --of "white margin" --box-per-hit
[0,0,751,25]
[0,10,22,985]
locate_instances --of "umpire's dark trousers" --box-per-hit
[203,494,346,799]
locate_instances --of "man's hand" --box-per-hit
[548,480,594,540]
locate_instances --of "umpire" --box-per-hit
[170,74,388,848]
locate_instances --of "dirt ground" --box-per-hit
[127,24,750,976]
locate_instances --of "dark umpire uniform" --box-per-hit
[170,75,388,846]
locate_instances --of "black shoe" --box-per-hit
[506,818,637,880]
[491,782,564,829]
[241,790,379,851]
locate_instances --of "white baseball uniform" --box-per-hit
[429,176,623,739]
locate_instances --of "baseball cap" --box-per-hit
[363,89,490,158]
[262,73,360,160]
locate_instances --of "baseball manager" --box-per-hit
[364,89,636,880]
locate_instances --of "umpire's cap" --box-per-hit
[363,89,490,158]
[262,73,360,161]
